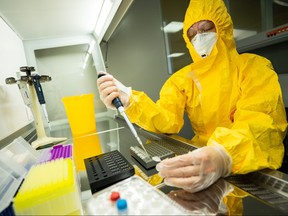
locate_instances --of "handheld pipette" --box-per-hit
[98,73,149,157]
[32,74,51,130]
[16,72,31,108]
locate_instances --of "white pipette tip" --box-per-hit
[152,156,161,162]
[136,136,149,158]
[136,136,143,145]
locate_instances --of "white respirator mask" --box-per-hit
[191,32,217,58]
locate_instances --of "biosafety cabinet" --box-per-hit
[1,0,288,215]
[0,0,133,146]
[2,117,288,215]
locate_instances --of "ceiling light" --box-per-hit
[88,40,96,54]
[167,53,185,58]
[233,29,257,40]
[95,0,113,37]
[163,22,183,33]
[94,0,122,42]
[273,0,288,7]
[83,40,96,69]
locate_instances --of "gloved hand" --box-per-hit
[156,144,232,193]
[97,72,132,109]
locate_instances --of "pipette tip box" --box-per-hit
[13,158,82,215]
[38,144,72,163]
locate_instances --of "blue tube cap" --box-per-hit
[116,199,127,210]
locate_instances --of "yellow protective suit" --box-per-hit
[125,0,287,174]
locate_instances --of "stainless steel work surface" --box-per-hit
[45,115,288,215]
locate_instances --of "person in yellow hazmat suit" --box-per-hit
[97,0,287,193]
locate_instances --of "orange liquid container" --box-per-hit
[62,93,102,171]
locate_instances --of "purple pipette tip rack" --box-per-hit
[38,144,72,163]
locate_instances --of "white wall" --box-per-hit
[105,0,170,101]
[34,44,107,122]
[103,0,193,139]
[0,17,31,140]
[23,35,108,124]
